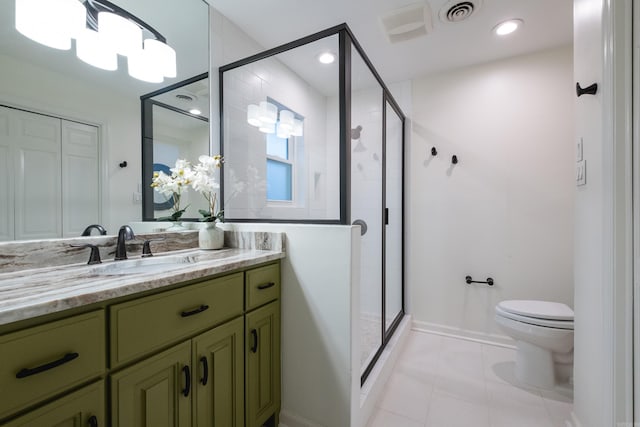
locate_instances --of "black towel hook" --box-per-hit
[431,147,438,156]
[576,82,597,97]
[119,161,128,168]
[452,155,458,165]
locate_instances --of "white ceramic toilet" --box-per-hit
[494,300,574,389]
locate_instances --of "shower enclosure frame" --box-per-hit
[219,23,406,385]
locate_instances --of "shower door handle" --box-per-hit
[352,219,367,236]
[385,208,389,225]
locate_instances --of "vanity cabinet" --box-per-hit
[111,317,245,427]
[0,260,281,426]
[246,301,281,427]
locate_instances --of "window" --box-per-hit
[266,132,294,201]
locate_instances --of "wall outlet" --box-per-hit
[576,160,586,186]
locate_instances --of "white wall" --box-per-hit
[573,0,635,425]
[573,2,606,424]
[408,46,575,341]
[221,223,361,427]
[0,53,141,233]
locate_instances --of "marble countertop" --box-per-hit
[0,247,285,326]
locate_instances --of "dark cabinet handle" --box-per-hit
[16,352,79,379]
[250,329,258,353]
[180,304,209,317]
[182,365,191,397]
[200,356,208,386]
[257,282,275,290]
[88,415,98,427]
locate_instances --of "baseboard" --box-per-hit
[278,410,325,427]
[570,411,582,427]
[412,319,515,349]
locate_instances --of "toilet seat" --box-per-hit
[496,300,574,330]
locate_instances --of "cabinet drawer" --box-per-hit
[245,263,280,311]
[111,272,243,367]
[0,310,105,420]
[2,380,104,427]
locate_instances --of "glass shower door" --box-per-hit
[384,100,403,334]
[351,45,383,375]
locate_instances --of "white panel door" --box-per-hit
[13,109,62,240]
[0,107,14,241]
[61,120,100,237]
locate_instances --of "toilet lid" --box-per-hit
[497,300,574,321]
[495,305,574,330]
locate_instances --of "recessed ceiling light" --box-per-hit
[189,108,202,115]
[318,52,335,64]
[493,19,523,36]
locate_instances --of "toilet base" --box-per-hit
[515,341,555,389]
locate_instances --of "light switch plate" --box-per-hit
[577,160,586,186]
[576,137,583,162]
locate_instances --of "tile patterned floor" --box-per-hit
[366,330,574,427]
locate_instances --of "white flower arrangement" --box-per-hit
[150,159,193,221]
[191,155,224,222]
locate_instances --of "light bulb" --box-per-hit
[291,119,303,137]
[15,0,86,50]
[99,11,142,57]
[318,52,335,64]
[258,101,277,124]
[247,104,262,127]
[76,28,118,71]
[494,19,523,36]
[259,122,275,134]
[145,38,176,78]
[279,110,294,131]
[128,48,163,83]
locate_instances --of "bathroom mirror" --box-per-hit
[0,0,209,241]
[141,73,211,221]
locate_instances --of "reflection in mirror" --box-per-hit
[221,34,340,222]
[141,74,211,221]
[0,0,209,241]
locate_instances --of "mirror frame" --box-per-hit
[141,72,210,221]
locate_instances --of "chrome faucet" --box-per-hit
[81,224,107,236]
[115,225,135,260]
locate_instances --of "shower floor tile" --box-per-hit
[366,330,574,427]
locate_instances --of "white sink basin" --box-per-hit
[90,255,197,276]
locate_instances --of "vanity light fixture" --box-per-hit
[246,101,304,138]
[318,52,336,64]
[14,0,177,83]
[493,19,523,36]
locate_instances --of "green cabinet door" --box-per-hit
[111,341,192,427]
[3,380,104,427]
[192,317,244,427]
[246,301,281,427]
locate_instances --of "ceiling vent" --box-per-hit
[380,3,433,44]
[175,93,196,102]
[439,0,482,24]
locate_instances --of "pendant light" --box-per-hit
[76,28,118,71]
[15,0,86,50]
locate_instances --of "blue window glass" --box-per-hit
[267,159,292,201]
[267,133,288,159]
